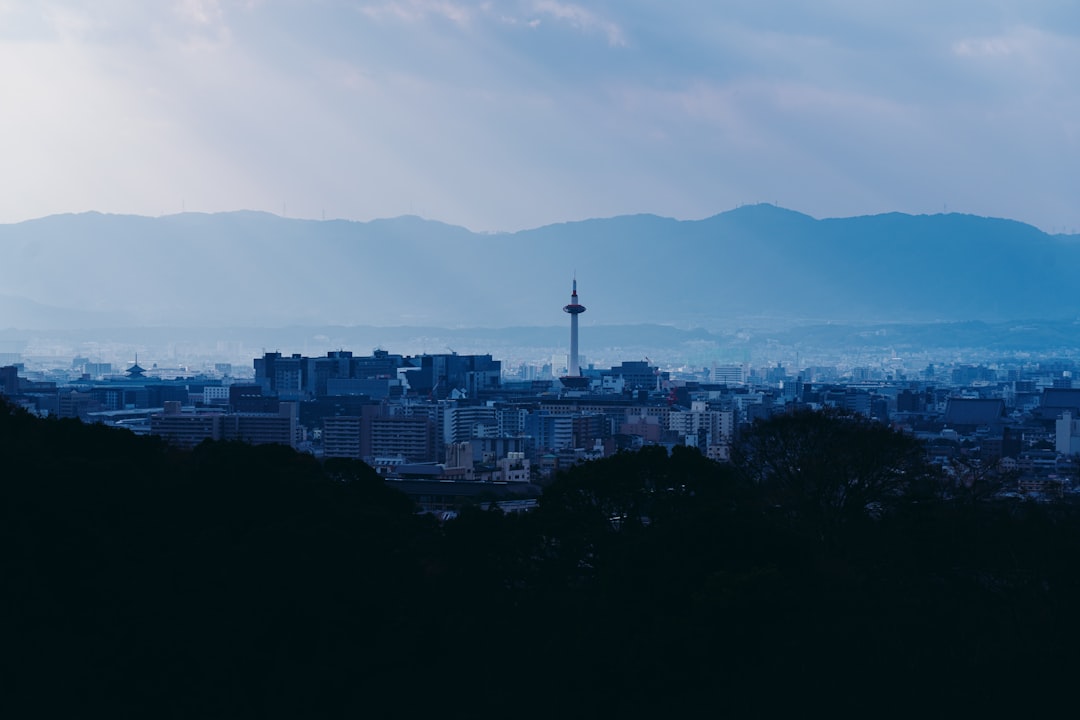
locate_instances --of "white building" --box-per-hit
[203,385,230,405]
[713,364,747,385]
[443,403,498,445]
[668,401,734,448]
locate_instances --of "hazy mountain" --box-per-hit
[2,205,1076,331]
[0,293,133,330]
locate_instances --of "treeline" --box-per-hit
[3,399,1080,717]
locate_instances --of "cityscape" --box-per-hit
[4,274,1080,513]
[5,1,1080,715]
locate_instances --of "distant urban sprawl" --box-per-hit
[3,281,1080,510]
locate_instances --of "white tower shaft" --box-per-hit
[562,278,586,378]
[570,312,580,376]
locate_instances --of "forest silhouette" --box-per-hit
[2,397,1078,717]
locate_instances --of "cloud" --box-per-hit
[358,0,473,26]
[174,0,224,26]
[953,35,1022,58]
[41,3,105,41]
[531,0,625,46]
[0,1,1078,233]
[950,25,1080,104]
[950,24,1072,62]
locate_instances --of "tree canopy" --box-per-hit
[732,409,938,541]
[2,397,1078,717]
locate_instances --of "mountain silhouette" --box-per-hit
[1,205,1074,330]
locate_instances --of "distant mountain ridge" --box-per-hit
[1,205,1076,330]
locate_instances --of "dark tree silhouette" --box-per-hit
[732,409,937,542]
[6,395,1080,717]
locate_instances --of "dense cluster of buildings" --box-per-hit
[4,281,1080,508]
[6,349,1080,506]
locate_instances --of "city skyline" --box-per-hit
[1,2,1078,233]
[6,4,1080,706]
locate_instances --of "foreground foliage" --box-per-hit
[3,400,1079,716]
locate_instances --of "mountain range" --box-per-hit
[1,204,1076,332]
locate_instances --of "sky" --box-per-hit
[1,0,1078,233]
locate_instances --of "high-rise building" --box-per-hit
[254,352,310,399]
[150,402,222,449]
[370,415,434,462]
[402,353,501,399]
[323,416,364,459]
[0,365,18,395]
[442,401,498,445]
[222,401,299,447]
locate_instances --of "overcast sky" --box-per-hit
[1,0,1078,232]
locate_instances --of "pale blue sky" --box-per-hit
[1,0,1077,231]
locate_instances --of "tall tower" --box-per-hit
[562,278,587,388]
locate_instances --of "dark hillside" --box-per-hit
[3,399,1080,716]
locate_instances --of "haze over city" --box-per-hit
[2,0,1078,234]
